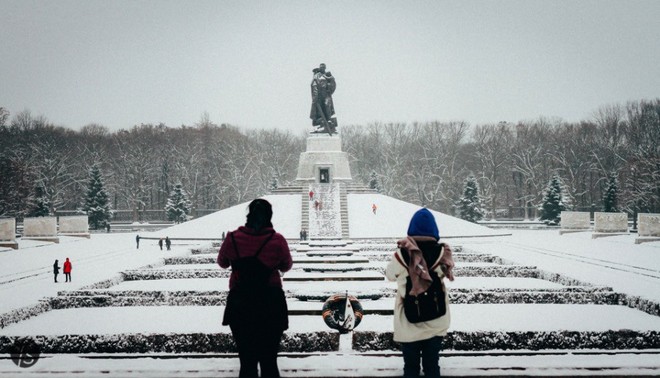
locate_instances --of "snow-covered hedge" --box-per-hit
[449,290,621,305]
[372,265,540,278]
[353,330,660,351]
[49,294,227,309]
[363,251,495,263]
[165,256,216,265]
[122,269,230,281]
[191,246,218,255]
[0,332,339,354]
[0,301,51,329]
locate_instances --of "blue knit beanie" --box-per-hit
[407,208,439,240]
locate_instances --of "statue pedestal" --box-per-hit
[296,134,352,184]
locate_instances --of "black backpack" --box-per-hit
[230,232,275,291]
[400,246,447,323]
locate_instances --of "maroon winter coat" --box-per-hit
[217,226,292,290]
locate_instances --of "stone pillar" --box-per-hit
[0,218,18,249]
[23,216,59,243]
[59,215,90,238]
[296,134,352,184]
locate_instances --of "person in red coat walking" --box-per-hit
[63,258,72,282]
[217,198,292,378]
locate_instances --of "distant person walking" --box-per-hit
[53,259,60,283]
[158,238,163,250]
[218,199,292,378]
[165,236,171,251]
[63,258,72,283]
[385,208,455,378]
[309,190,314,200]
[136,235,140,249]
[106,223,111,233]
[372,203,378,214]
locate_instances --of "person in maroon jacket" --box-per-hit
[63,258,72,282]
[217,198,292,378]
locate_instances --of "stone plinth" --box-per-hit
[59,215,90,238]
[0,218,18,249]
[635,213,660,244]
[23,216,59,243]
[592,212,628,239]
[296,134,352,183]
[559,211,590,235]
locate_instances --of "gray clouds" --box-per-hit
[1,0,658,131]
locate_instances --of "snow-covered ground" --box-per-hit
[457,230,660,303]
[1,194,660,376]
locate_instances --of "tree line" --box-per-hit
[343,99,659,218]
[1,98,658,221]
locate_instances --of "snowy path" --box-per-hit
[0,234,185,313]
[2,352,660,378]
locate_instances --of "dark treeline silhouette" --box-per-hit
[1,98,658,221]
[343,99,660,218]
[0,110,304,221]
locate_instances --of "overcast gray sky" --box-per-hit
[1,0,658,132]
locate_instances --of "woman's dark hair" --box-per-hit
[246,198,273,232]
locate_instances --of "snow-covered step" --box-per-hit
[287,298,391,315]
[94,276,569,293]
[304,250,355,257]
[293,256,369,264]
[1,351,658,378]
[300,264,375,273]
[284,271,385,281]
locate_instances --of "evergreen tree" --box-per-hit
[369,170,382,193]
[165,183,191,223]
[83,164,111,229]
[457,175,485,223]
[602,172,619,212]
[539,174,565,225]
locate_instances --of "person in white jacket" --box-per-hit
[385,208,455,378]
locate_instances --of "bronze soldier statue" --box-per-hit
[310,63,337,135]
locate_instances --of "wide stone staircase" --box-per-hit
[2,233,660,375]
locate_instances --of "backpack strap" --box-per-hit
[230,231,275,258]
[398,244,444,270]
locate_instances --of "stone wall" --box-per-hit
[23,216,59,243]
[0,218,17,249]
[560,211,590,234]
[638,213,660,237]
[593,212,628,233]
[59,215,90,237]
